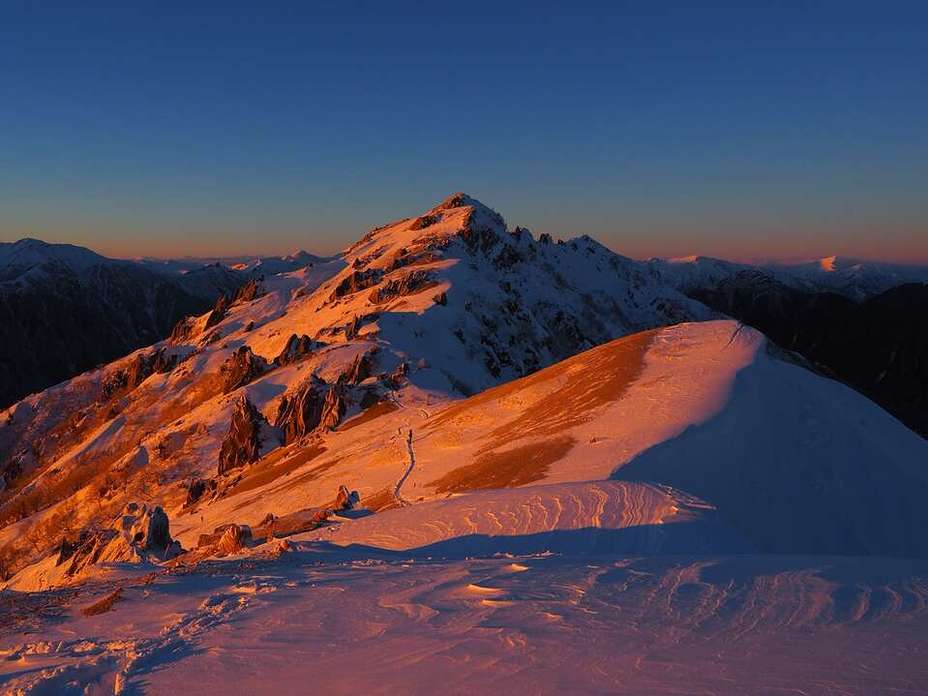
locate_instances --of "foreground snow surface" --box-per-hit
[2,549,928,695]
[4,309,928,691]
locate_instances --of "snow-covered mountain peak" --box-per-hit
[0,238,109,277]
[344,191,505,260]
[0,195,708,574]
[260,192,710,398]
[818,255,839,272]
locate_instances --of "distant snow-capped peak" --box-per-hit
[0,238,109,275]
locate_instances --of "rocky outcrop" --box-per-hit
[273,334,316,366]
[434,192,471,211]
[184,477,218,508]
[409,213,440,230]
[192,485,359,557]
[274,377,330,443]
[389,361,408,388]
[204,295,230,329]
[344,350,375,384]
[169,315,197,344]
[218,394,269,475]
[100,347,180,401]
[333,485,359,511]
[254,508,329,540]
[384,246,443,273]
[216,524,250,556]
[328,268,383,302]
[460,207,505,254]
[220,346,269,394]
[368,270,435,304]
[130,503,171,551]
[319,385,346,432]
[344,315,362,340]
[56,503,183,578]
[232,278,264,304]
[56,528,118,577]
[493,245,524,271]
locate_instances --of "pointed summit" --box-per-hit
[430,192,483,212]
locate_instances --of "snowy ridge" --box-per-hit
[0,193,706,580]
[3,197,928,694]
[299,480,747,556]
[135,249,333,276]
[0,238,110,280]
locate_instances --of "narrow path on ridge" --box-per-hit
[393,428,416,507]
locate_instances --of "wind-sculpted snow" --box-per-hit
[298,481,748,556]
[2,551,927,694]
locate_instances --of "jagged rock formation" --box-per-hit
[129,503,171,551]
[100,347,179,400]
[55,503,183,579]
[255,508,330,540]
[191,485,356,558]
[184,477,218,508]
[319,385,346,432]
[275,377,328,443]
[389,361,408,388]
[273,371,361,443]
[328,268,383,302]
[273,334,316,366]
[215,523,249,556]
[333,485,359,511]
[344,314,364,340]
[231,278,264,304]
[368,270,435,304]
[218,395,271,475]
[55,528,118,577]
[204,295,230,330]
[344,350,375,384]
[220,346,270,394]
[168,315,197,344]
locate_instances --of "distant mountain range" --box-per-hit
[5,233,926,432]
[649,253,928,300]
[134,249,334,276]
[649,254,928,436]
[0,240,333,409]
[3,194,926,575]
[3,196,928,695]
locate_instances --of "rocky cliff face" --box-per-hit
[273,334,317,366]
[218,395,276,475]
[274,377,331,444]
[220,346,270,394]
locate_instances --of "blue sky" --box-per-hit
[1,1,926,261]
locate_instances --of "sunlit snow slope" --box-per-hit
[3,229,928,692]
[0,193,706,577]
